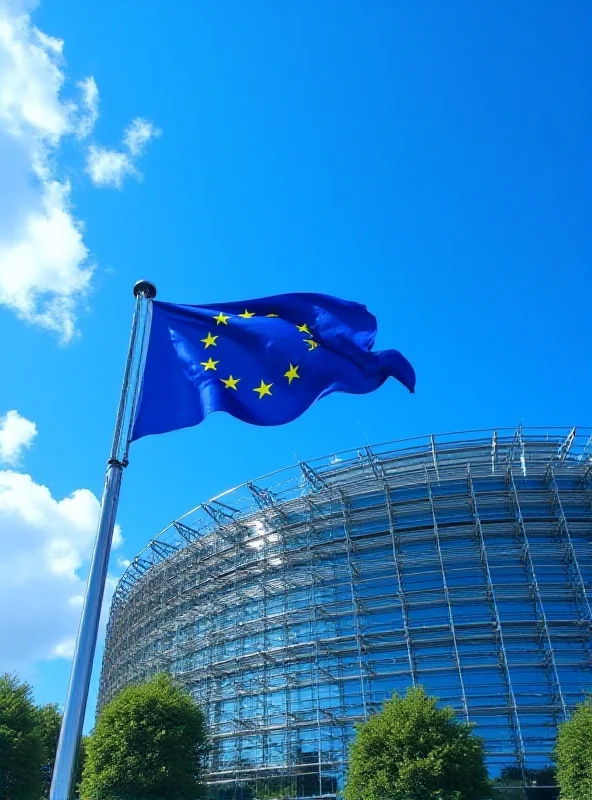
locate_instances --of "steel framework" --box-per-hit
[99,428,592,797]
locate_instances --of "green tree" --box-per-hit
[344,685,491,800]
[74,736,89,797]
[37,703,62,798]
[555,697,592,800]
[80,673,209,800]
[0,673,45,800]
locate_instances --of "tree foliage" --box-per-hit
[37,703,62,798]
[0,673,46,800]
[0,674,68,800]
[555,697,592,799]
[344,685,491,800]
[75,736,89,796]
[80,673,209,800]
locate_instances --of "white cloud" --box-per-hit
[0,179,92,341]
[0,2,94,341]
[0,4,159,338]
[86,144,136,188]
[0,409,37,464]
[123,117,159,156]
[53,638,75,659]
[86,117,160,189]
[0,9,68,141]
[69,594,84,607]
[112,524,123,549]
[75,75,98,138]
[0,411,125,669]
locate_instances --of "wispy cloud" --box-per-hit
[124,117,159,156]
[86,117,161,189]
[86,145,137,188]
[76,75,99,138]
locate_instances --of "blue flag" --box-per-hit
[131,293,415,441]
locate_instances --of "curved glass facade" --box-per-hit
[100,429,592,797]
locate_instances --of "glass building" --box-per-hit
[99,428,592,797]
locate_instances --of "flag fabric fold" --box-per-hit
[130,293,415,442]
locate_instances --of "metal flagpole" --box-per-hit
[49,280,157,800]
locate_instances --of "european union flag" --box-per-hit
[131,293,415,441]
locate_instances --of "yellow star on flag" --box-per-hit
[221,375,240,390]
[266,313,279,317]
[253,379,273,398]
[213,312,230,325]
[284,364,300,384]
[201,357,219,371]
[296,323,310,334]
[239,309,256,318]
[304,339,319,351]
[200,332,218,348]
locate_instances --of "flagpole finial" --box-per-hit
[133,280,157,299]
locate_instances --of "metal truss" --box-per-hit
[100,427,592,799]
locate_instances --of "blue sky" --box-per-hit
[0,0,590,728]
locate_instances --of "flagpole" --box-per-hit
[49,280,157,800]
